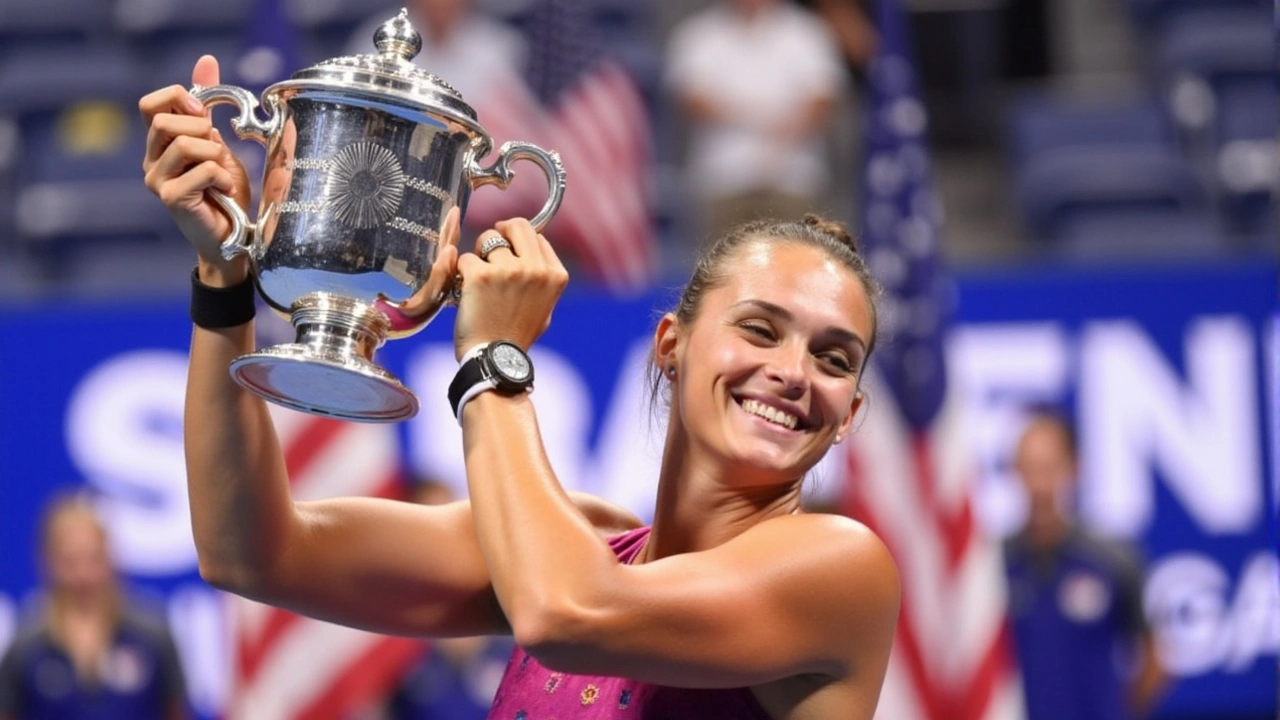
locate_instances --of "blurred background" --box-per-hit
[0,0,1275,719]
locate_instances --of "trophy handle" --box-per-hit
[467,140,567,232]
[189,84,282,260]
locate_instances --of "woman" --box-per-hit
[140,56,899,719]
[0,495,188,720]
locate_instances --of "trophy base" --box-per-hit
[228,293,419,423]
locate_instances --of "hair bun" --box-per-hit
[801,213,857,252]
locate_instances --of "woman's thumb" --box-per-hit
[192,55,221,89]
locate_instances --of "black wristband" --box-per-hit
[190,267,256,329]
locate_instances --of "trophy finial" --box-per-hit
[373,8,422,62]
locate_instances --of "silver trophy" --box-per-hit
[191,9,565,423]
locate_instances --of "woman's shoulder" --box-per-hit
[768,510,890,551]
[748,512,899,599]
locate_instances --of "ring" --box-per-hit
[477,235,513,260]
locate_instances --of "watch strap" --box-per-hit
[452,377,498,425]
[448,352,489,421]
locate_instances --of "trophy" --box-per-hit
[191,9,565,422]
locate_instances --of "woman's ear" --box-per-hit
[653,312,681,374]
[837,391,867,441]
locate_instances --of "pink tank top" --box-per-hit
[486,526,774,719]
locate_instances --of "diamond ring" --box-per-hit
[477,234,513,260]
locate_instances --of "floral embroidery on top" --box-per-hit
[581,684,600,706]
[618,688,633,709]
[545,673,563,694]
[514,712,527,720]
[519,654,531,670]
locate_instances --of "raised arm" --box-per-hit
[141,56,498,638]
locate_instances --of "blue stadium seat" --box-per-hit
[1124,0,1267,31]
[1053,206,1227,262]
[0,46,146,116]
[1157,6,1273,90]
[1016,145,1210,246]
[112,0,256,89]
[112,0,252,35]
[0,0,115,56]
[149,33,255,90]
[11,102,173,254]
[1007,92,1175,170]
[286,0,400,67]
[1213,81,1277,236]
[284,0,399,30]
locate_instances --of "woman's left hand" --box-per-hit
[453,218,568,360]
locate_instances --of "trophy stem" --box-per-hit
[292,293,391,364]
[228,293,419,422]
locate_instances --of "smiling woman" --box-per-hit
[141,60,898,720]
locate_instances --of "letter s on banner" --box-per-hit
[65,350,197,576]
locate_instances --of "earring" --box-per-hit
[666,366,676,378]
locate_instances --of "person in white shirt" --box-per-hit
[666,0,846,240]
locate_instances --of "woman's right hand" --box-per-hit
[140,55,251,287]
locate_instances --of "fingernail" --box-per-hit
[185,94,205,113]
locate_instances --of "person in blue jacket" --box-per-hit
[1003,408,1168,720]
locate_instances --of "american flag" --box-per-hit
[226,411,422,720]
[463,0,658,295]
[839,2,1025,719]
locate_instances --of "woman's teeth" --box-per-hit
[740,398,799,430]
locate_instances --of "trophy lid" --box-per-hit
[282,8,479,126]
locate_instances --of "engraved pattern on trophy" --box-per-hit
[327,142,406,228]
[278,141,456,233]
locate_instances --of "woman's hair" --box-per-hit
[648,214,883,410]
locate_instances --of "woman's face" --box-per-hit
[667,241,874,482]
[45,509,113,599]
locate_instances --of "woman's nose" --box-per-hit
[765,344,809,395]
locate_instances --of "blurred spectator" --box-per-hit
[345,0,526,105]
[376,480,512,720]
[0,493,188,720]
[665,0,846,240]
[1002,409,1168,720]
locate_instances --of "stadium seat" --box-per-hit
[1016,145,1210,247]
[0,0,114,57]
[1007,92,1175,170]
[1053,206,1227,262]
[112,0,256,89]
[1123,0,1268,32]
[0,46,146,116]
[112,0,252,35]
[284,0,399,30]
[1156,5,1274,141]
[1157,6,1273,90]
[10,102,174,258]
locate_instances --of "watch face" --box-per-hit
[490,343,531,383]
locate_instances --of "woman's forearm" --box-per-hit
[183,313,294,592]
[460,391,619,643]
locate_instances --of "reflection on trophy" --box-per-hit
[191,8,566,423]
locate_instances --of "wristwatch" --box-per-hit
[448,341,535,422]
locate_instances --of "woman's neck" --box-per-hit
[643,429,803,563]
